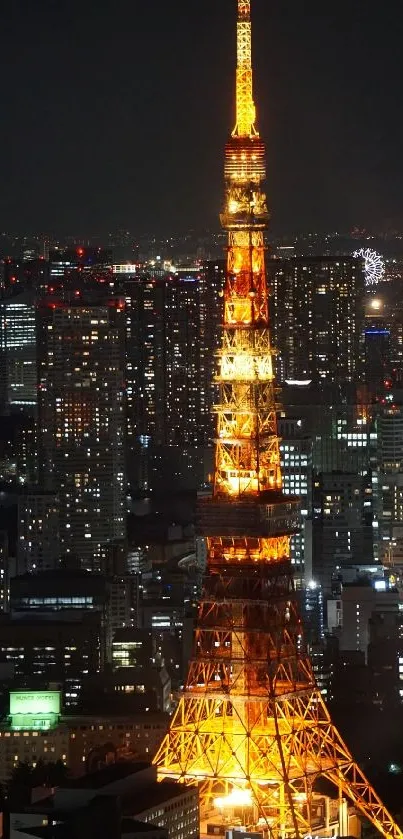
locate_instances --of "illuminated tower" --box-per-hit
[154,3,403,838]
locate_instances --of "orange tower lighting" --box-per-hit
[154,3,403,838]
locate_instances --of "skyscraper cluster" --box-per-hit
[0,247,221,724]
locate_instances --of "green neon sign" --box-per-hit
[10,691,61,716]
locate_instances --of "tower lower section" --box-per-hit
[155,505,402,839]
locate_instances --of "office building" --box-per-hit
[369,603,403,707]
[140,600,194,690]
[163,271,204,471]
[122,262,223,493]
[9,567,132,662]
[15,412,38,483]
[112,628,171,712]
[0,531,9,612]
[312,471,375,594]
[198,259,225,443]
[0,290,37,410]
[364,315,391,397]
[9,568,109,614]
[278,415,312,584]
[37,294,126,570]
[339,581,401,663]
[377,405,403,565]
[123,274,165,492]
[270,256,365,384]
[281,382,375,474]
[17,491,59,573]
[302,580,324,645]
[112,628,156,670]
[0,611,102,707]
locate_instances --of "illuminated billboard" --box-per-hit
[10,691,61,716]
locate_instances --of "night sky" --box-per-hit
[0,0,402,236]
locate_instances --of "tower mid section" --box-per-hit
[154,3,403,839]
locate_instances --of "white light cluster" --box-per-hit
[354,248,385,286]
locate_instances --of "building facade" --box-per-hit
[37,295,126,570]
[377,405,403,565]
[270,256,365,384]
[17,491,59,573]
[122,267,222,493]
[0,689,169,782]
[278,415,312,585]
[312,471,374,594]
[0,291,37,410]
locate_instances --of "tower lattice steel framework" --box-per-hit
[154,3,403,838]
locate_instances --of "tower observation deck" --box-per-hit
[154,3,403,838]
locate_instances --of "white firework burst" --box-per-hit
[353,247,385,286]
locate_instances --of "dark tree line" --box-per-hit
[3,759,69,808]
[9,759,68,789]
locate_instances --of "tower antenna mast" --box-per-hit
[233,0,258,137]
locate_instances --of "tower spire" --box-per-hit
[233,0,258,137]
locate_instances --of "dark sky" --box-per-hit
[0,0,402,236]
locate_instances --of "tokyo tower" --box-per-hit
[154,3,403,838]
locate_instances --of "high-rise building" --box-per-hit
[9,567,132,665]
[364,318,391,397]
[161,272,205,485]
[302,580,325,645]
[123,269,219,493]
[199,259,225,442]
[270,256,365,384]
[0,290,37,410]
[0,531,9,613]
[312,471,375,594]
[339,581,401,664]
[369,600,403,708]
[17,490,59,573]
[377,405,403,565]
[111,628,171,712]
[15,412,38,484]
[37,294,126,570]
[278,415,313,584]
[123,274,165,492]
[0,612,102,707]
[281,382,374,474]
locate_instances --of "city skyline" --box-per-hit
[0,0,402,236]
[1,0,403,832]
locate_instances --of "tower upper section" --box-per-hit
[233,0,258,138]
[215,0,278,498]
[222,0,267,236]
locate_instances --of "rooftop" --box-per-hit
[121,818,167,834]
[61,760,150,790]
[122,779,198,816]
